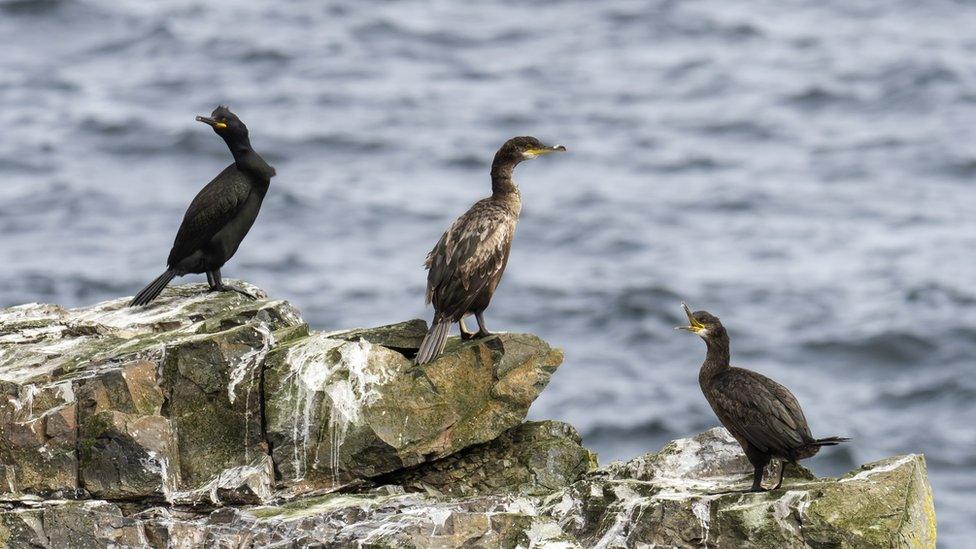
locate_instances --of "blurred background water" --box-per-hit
[1,0,974,543]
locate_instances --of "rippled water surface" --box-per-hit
[2,0,975,543]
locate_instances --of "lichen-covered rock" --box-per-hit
[157,321,273,489]
[387,420,596,497]
[0,287,936,547]
[76,360,178,500]
[0,419,591,548]
[0,425,936,548]
[0,284,563,505]
[0,379,79,497]
[0,500,149,548]
[541,428,937,548]
[262,324,563,493]
[0,283,302,501]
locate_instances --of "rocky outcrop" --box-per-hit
[0,426,935,548]
[0,283,561,504]
[545,428,937,547]
[0,284,937,548]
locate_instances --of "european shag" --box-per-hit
[415,137,566,364]
[677,303,849,492]
[129,106,275,307]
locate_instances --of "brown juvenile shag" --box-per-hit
[677,303,849,492]
[415,137,566,364]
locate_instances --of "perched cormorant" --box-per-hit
[677,303,849,492]
[415,137,566,364]
[129,106,275,307]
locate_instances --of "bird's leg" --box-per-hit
[475,312,494,338]
[459,317,477,341]
[208,269,224,291]
[747,462,767,493]
[208,269,256,300]
[770,460,786,490]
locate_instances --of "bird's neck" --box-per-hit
[490,162,519,197]
[699,337,731,384]
[226,136,275,182]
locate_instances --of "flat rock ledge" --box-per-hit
[0,284,937,548]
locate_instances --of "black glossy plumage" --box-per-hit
[129,106,274,307]
[416,137,565,364]
[679,305,849,492]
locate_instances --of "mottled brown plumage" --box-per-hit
[678,304,849,492]
[416,137,565,364]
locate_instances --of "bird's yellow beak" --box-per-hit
[523,144,567,158]
[675,302,705,333]
[195,115,227,129]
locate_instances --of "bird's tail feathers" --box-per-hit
[129,269,177,307]
[416,320,450,365]
[812,436,851,447]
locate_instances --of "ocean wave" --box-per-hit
[353,19,531,49]
[879,378,976,408]
[801,331,937,365]
[637,155,734,173]
[0,0,64,16]
[782,86,862,110]
[581,418,673,443]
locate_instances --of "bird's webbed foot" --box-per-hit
[408,366,440,395]
[701,486,764,496]
[210,284,258,300]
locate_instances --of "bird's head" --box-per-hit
[196,105,248,143]
[676,303,727,342]
[493,136,566,168]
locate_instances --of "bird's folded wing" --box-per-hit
[711,370,811,455]
[424,202,514,319]
[167,173,251,266]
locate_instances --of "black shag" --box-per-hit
[677,303,849,492]
[415,137,566,364]
[129,106,275,307]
